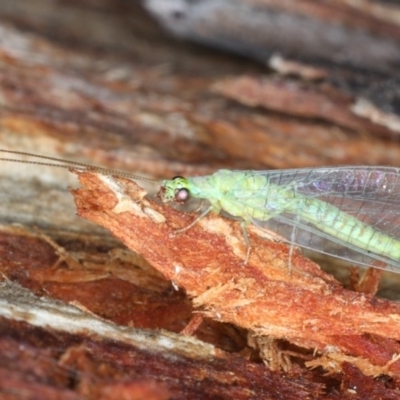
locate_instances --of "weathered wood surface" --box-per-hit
[0,1,400,398]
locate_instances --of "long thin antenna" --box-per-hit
[0,149,158,183]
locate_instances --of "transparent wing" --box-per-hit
[233,166,400,272]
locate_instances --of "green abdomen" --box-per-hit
[298,197,400,261]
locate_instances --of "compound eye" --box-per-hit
[175,188,190,203]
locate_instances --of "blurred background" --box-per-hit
[0,1,400,398]
[1,0,400,286]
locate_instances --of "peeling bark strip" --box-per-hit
[73,171,400,378]
[212,76,399,138]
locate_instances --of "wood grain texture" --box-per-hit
[0,0,400,397]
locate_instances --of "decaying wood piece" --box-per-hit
[145,0,400,74]
[73,171,400,383]
[1,1,400,398]
[1,279,327,399]
[145,0,400,137]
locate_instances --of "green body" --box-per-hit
[161,169,400,264]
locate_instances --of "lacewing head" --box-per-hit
[158,176,191,204]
